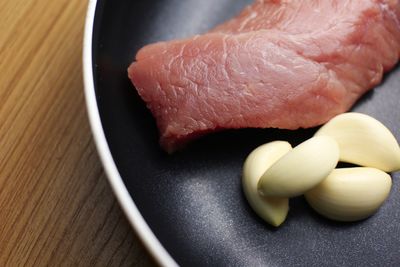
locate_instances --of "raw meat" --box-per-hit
[128,0,400,153]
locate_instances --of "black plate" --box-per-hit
[90,0,400,266]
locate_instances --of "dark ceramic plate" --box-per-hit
[83,1,400,266]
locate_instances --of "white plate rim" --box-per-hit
[82,1,178,266]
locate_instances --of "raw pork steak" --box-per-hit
[128,0,400,153]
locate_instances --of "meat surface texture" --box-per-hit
[128,0,400,153]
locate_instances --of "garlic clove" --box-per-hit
[315,112,400,172]
[305,167,392,222]
[242,141,292,227]
[257,136,339,198]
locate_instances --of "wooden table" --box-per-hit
[0,0,155,265]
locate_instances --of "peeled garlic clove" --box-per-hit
[305,167,392,222]
[242,141,292,227]
[257,136,339,198]
[315,112,400,172]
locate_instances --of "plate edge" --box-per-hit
[82,1,178,266]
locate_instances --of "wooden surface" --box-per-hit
[0,0,155,266]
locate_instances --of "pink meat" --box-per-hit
[128,0,400,153]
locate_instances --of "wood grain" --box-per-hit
[0,0,155,266]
